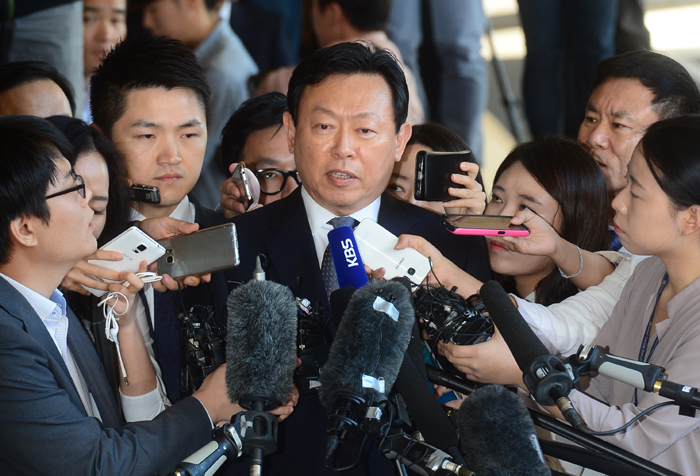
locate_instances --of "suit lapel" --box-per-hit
[377,192,421,235]
[67,310,122,427]
[263,189,327,307]
[0,278,87,416]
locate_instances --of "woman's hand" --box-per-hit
[103,261,148,320]
[395,234,483,297]
[502,208,560,257]
[60,249,124,294]
[443,162,487,215]
[438,326,525,389]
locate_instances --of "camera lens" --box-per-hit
[137,244,147,251]
[407,267,415,275]
[166,256,174,264]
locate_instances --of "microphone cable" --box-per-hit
[98,271,163,385]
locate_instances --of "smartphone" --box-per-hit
[128,184,161,204]
[83,226,166,297]
[156,223,240,280]
[353,219,432,286]
[414,150,475,202]
[231,161,253,206]
[438,214,530,237]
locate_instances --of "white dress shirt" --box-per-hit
[301,186,381,267]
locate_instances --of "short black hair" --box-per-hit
[318,0,392,31]
[0,61,76,116]
[140,0,223,12]
[592,51,700,120]
[220,92,288,169]
[46,116,132,246]
[0,115,75,266]
[90,35,212,138]
[287,41,408,132]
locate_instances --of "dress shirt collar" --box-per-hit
[130,195,195,223]
[0,272,67,334]
[301,185,380,236]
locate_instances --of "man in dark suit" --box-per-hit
[225,42,489,476]
[89,35,235,404]
[0,115,243,474]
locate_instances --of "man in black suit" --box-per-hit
[225,42,489,476]
[89,35,234,404]
[0,115,242,474]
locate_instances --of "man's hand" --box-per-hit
[138,217,212,290]
[193,364,245,425]
[443,162,487,215]
[219,163,263,219]
[102,261,148,317]
[60,249,123,294]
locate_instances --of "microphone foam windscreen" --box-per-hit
[479,280,550,370]
[319,279,415,409]
[458,385,550,476]
[225,280,298,407]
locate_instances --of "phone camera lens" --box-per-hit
[137,244,147,251]
[407,267,415,275]
[166,256,174,264]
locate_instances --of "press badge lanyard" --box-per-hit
[634,273,668,405]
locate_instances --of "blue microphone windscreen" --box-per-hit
[328,226,369,289]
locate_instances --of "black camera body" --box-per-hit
[414,286,493,345]
[180,305,226,393]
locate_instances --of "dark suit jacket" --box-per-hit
[141,193,231,403]
[224,188,490,476]
[0,276,213,475]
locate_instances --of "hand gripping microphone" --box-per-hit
[319,279,415,464]
[225,280,298,476]
[479,280,582,429]
[457,384,550,476]
[328,225,369,289]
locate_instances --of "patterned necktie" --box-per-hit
[609,229,622,252]
[321,216,359,300]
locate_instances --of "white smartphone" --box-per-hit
[82,226,166,297]
[353,219,431,286]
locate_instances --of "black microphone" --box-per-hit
[479,280,581,429]
[457,384,550,476]
[319,279,415,463]
[225,280,298,476]
[570,345,700,412]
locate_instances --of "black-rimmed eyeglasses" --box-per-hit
[46,173,86,200]
[254,169,300,195]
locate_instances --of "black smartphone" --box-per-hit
[414,150,476,202]
[128,184,161,204]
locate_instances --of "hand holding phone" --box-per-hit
[438,214,529,237]
[354,219,431,285]
[220,162,261,218]
[414,150,479,202]
[82,227,166,296]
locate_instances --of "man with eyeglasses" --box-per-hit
[0,115,244,474]
[219,91,299,217]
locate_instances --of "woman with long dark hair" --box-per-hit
[486,137,610,306]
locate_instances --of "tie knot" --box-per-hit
[329,216,357,229]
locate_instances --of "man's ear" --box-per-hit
[283,112,297,155]
[394,123,412,163]
[8,216,40,249]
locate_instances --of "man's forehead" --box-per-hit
[122,87,206,120]
[589,78,655,114]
